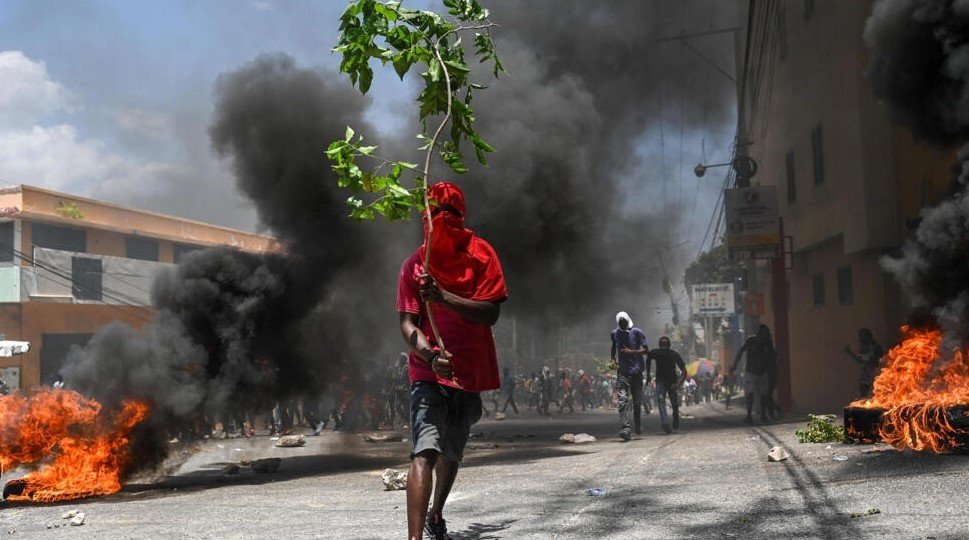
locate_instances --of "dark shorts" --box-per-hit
[410,381,482,463]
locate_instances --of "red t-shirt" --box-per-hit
[396,248,507,393]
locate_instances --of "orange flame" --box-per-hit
[0,388,149,502]
[851,327,969,453]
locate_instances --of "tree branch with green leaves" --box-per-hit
[326,0,503,356]
[326,0,502,222]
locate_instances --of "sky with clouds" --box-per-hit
[0,0,737,276]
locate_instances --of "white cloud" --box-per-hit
[0,123,186,197]
[0,51,74,129]
[0,51,184,200]
[112,107,176,140]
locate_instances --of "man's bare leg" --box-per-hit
[407,450,437,540]
[428,456,459,525]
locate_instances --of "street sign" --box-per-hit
[724,186,781,260]
[691,283,735,315]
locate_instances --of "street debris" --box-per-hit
[586,488,607,497]
[795,414,845,443]
[275,434,306,447]
[833,455,848,461]
[494,413,506,421]
[381,468,408,491]
[52,511,86,527]
[364,434,404,443]
[221,463,241,475]
[862,443,894,454]
[767,446,791,462]
[559,433,596,444]
[465,443,499,450]
[251,458,282,474]
[849,508,881,519]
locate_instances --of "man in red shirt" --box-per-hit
[397,182,507,540]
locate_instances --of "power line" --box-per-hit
[0,242,156,324]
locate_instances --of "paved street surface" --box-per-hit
[2,402,968,539]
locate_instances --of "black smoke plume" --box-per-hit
[865,0,969,343]
[62,54,371,469]
[60,1,742,472]
[448,1,738,340]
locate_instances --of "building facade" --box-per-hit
[739,0,956,411]
[0,184,281,390]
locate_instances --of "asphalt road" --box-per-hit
[1,401,968,539]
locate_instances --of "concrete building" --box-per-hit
[0,184,280,391]
[737,1,957,411]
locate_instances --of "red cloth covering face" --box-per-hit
[398,182,508,393]
[418,182,506,301]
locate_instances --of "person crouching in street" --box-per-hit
[397,182,508,540]
[610,311,648,441]
[646,336,687,434]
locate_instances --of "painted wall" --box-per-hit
[0,302,153,390]
[742,1,954,412]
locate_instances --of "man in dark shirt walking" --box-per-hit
[646,336,687,434]
[610,311,648,441]
[731,324,777,424]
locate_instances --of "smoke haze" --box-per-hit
[55,2,741,473]
[866,0,969,344]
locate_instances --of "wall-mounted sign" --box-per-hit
[0,366,20,390]
[744,292,766,317]
[725,186,781,260]
[691,283,735,316]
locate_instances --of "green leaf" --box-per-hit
[387,183,410,197]
[440,147,468,174]
[358,67,373,93]
[374,3,397,21]
[392,54,411,80]
[471,134,494,153]
[358,145,378,155]
[344,126,355,142]
[325,141,346,158]
[427,59,441,82]
[444,59,470,74]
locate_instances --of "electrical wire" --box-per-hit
[0,241,157,324]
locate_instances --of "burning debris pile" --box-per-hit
[847,327,969,453]
[2,55,372,502]
[844,0,969,453]
[0,388,148,502]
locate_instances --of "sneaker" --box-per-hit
[619,431,631,442]
[425,515,453,540]
[662,423,671,434]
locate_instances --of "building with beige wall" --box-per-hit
[0,184,281,390]
[738,0,956,411]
